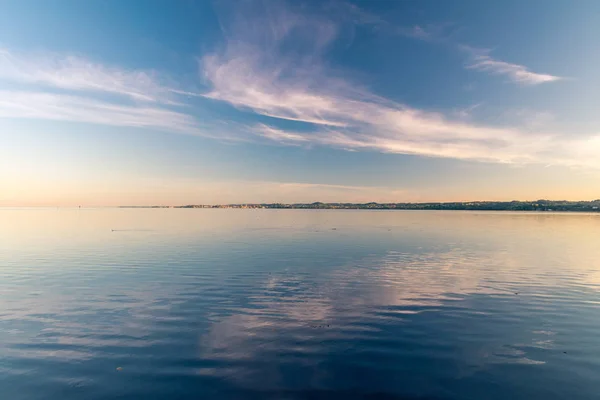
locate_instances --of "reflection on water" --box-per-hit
[1,209,599,399]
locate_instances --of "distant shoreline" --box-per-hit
[116,200,600,212]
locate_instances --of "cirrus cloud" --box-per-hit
[0,2,596,170]
[0,47,209,135]
[0,48,183,103]
[200,2,597,168]
[465,51,564,85]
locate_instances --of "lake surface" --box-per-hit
[1,209,600,400]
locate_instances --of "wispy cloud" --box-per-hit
[333,2,456,42]
[0,90,201,134]
[0,3,593,170]
[338,6,564,87]
[201,2,350,128]
[252,123,559,165]
[463,47,564,85]
[0,48,184,102]
[0,47,206,134]
[453,103,482,120]
[258,124,311,143]
[200,3,598,168]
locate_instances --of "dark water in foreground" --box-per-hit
[1,209,600,400]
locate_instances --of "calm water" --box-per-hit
[1,209,600,400]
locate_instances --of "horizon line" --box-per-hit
[3,199,600,209]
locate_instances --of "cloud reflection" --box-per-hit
[198,247,563,388]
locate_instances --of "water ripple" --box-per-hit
[1,209,599,399]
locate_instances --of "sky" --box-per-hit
[1,0,600,206]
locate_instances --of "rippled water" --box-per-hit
[1,209,600,399]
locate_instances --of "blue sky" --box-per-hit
[1,0,600,206]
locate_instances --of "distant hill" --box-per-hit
[119,200,600,212]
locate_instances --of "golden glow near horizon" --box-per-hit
[3,129,599,207]
[2,174,600,207]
